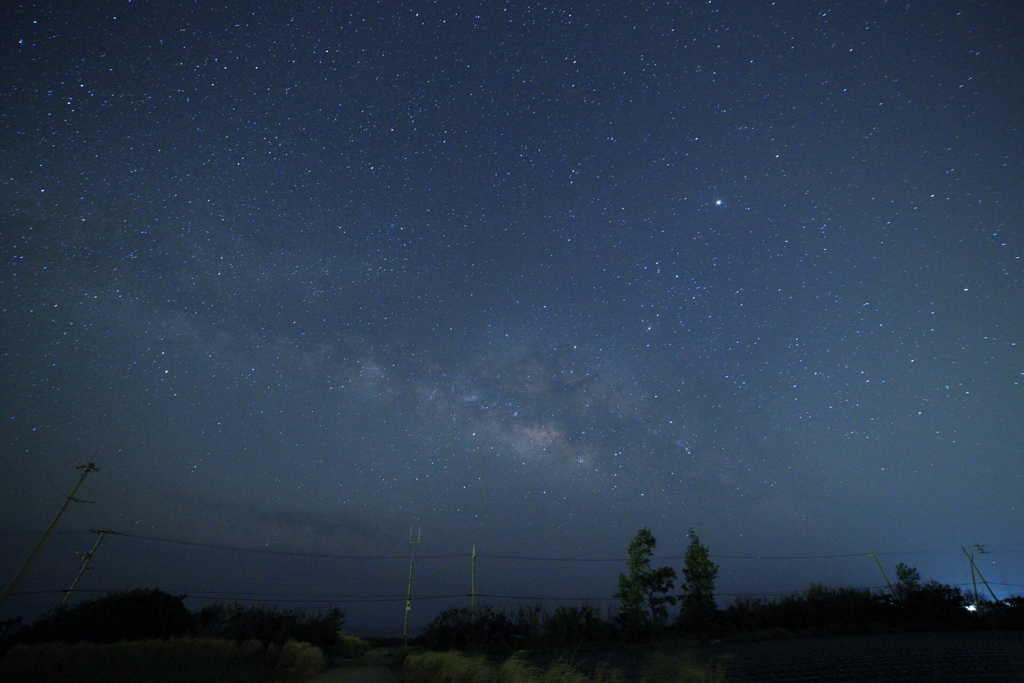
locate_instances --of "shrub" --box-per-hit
[543,604,613,646]
[639,651,725,683]
[897,580,968,628]
[21,588,193,644]
[722,584,894,636]
[193,603,345,655]
[419,605,527,652]
[403,651,625,683]
[0,637,324,683]
[275,639,327,674]
[721,595,773,634]
[403,650,493,683]
[337,632,371,658]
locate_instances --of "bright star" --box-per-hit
[715,199,723,206]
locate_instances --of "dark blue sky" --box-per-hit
[1,1,1021,636]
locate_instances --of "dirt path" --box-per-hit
[305,665,397,683]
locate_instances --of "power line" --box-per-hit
[2,528,1017,563]
[0,459,100,612]
[12,578,1024,607]
[478,554,621,563]
[114,534,1002,562]
[7,589,470,604]
[121,532,465,560]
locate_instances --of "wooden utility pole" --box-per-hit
[402,526,421,648]
[0,457,100,612]
[867,552,894,597]
[470,544,477,623]
[61,528,123,607]
[962,544,999,604]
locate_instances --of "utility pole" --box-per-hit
[0,457,100,612]
[61,528,123,607]
[962,544,999,604]
[867,552,894,598]
[402,526,421,649]
[470,544,477,623]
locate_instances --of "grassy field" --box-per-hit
[0,636,326,683]
[402,630,1024,682]
[402,649,724,683]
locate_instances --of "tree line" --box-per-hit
[418,527,1024,651]
[0,588,365,660]
[2,529,1022,657]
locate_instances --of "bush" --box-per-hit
[403,651,624,683]
[721,595,773,634]
[337,632,370,658]
[543,604,614,646]
[799,584,890,634]
[403,651,494,683]
[0,637,325,683]
[276,639,327,674]
[983,596,1024,629]
[419,605,527,652]
[734,584,891,635]
[20,589,193,644]
[897,580,968,628]
[193,604,345,655]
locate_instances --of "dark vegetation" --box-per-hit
[417,588,1024,653]
[2,530,1021,670]
[417,529,1024,653]
[0,588,349,659]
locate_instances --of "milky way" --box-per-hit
[1,1,1021,634]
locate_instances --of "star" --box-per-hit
[0,0,1017,637]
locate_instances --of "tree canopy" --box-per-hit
[614,528,676,634]
[678,528,719,633]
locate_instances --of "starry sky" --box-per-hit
[1,1,1022,636]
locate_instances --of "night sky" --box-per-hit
[1,1,1022,636]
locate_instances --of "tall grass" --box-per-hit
[0,636,326,683]
[403,650,722,683]
[637,652,725,683]
[337,632,371,658]
[277,638,327,672]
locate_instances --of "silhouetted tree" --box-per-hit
[677,528,719,635]
[543,604,613,646]
[22,588,193,644]
[419,606,526,652]
[193,603,345,655]
[614,528,677,635]
[893,562,922,602]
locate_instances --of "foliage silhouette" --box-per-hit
[193,603,346,655]
[731,584,890,636]
[613,528,677,636]
[543,604,615,646]
[20,588,192,644]
[2,590,347,661]
[897,579,969,628]
[677,528,719,635]
[418,605,527,652]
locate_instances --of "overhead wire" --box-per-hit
[2,528,1016,562]
[4,528,1019,606]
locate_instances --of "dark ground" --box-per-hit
[520,631,1024,682]
[696,630,1024,682]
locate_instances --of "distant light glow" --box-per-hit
[0,0,1017,639]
